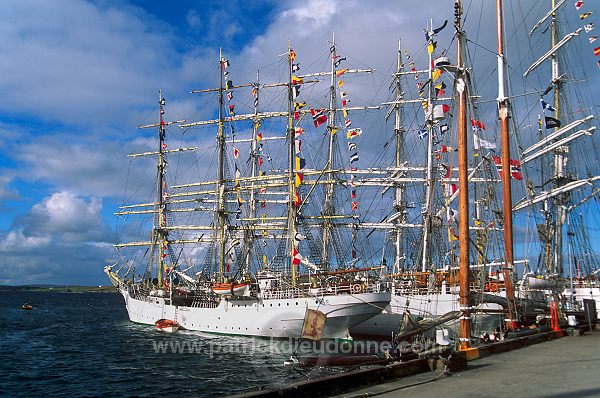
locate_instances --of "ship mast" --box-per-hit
[245,71,261,272]
[157,89,168,288]
[421,19,436,272]
[321,32,338,268]
[393,40,407,274]
[455,0,471,350]
[217,48,227,282]
[551,0,566,276]
[287,42,298,285]
[496,0,517,329]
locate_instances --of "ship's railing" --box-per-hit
[259,281,384,300]
[260,281,385,299]
[190,296,220,308]
[259,287,304,300]
[392,280,486,295]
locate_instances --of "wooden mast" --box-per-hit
[456,0,471,350]
[496,0,517,330]
[551,0,566,276]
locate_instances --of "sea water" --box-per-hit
[0,291,316,397]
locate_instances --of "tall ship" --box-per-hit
[350,0,600,339]
[514,0,600,319]
[351,3,522,339]
[104,45,391,340]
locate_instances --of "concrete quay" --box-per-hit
[334,329,600,398]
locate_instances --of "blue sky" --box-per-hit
[1,0,598,285]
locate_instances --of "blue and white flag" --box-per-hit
[540,99,556,112]
[418,128,428,140]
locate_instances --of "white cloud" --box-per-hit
[0,191,114,284]
[0,229,51,251]
[280,0,337,32]
[18,191,112,242]
[0,0,182,126]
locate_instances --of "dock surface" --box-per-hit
[334,329,600,398]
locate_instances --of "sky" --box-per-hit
[1,0,599,285]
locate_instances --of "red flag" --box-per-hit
[292,247,302,266]
[233,147,239,159]
[310,109,327,128]
[470,117,486,130]
[444,183,457,197]
[351,201,358,211]
[436,145,456,153]
[492,156,523,180]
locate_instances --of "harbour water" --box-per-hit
[1,291,320,397]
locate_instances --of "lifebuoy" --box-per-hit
[487,283,498,292]
[351,284,362,294]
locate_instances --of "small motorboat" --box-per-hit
[21,303,33,310]
[154,318,180,333]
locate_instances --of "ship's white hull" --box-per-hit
[564,286,600,319]
[119,288,390,340]
[350,292,503,339]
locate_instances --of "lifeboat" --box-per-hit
[21,303,33,310]
[154,318,180,333]
[211,282,250,296]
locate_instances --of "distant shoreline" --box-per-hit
[0,285,118,293]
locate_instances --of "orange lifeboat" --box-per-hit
[154,318,180,333]
[211,282,250,296]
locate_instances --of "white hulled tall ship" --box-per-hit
[105,44,391,340]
